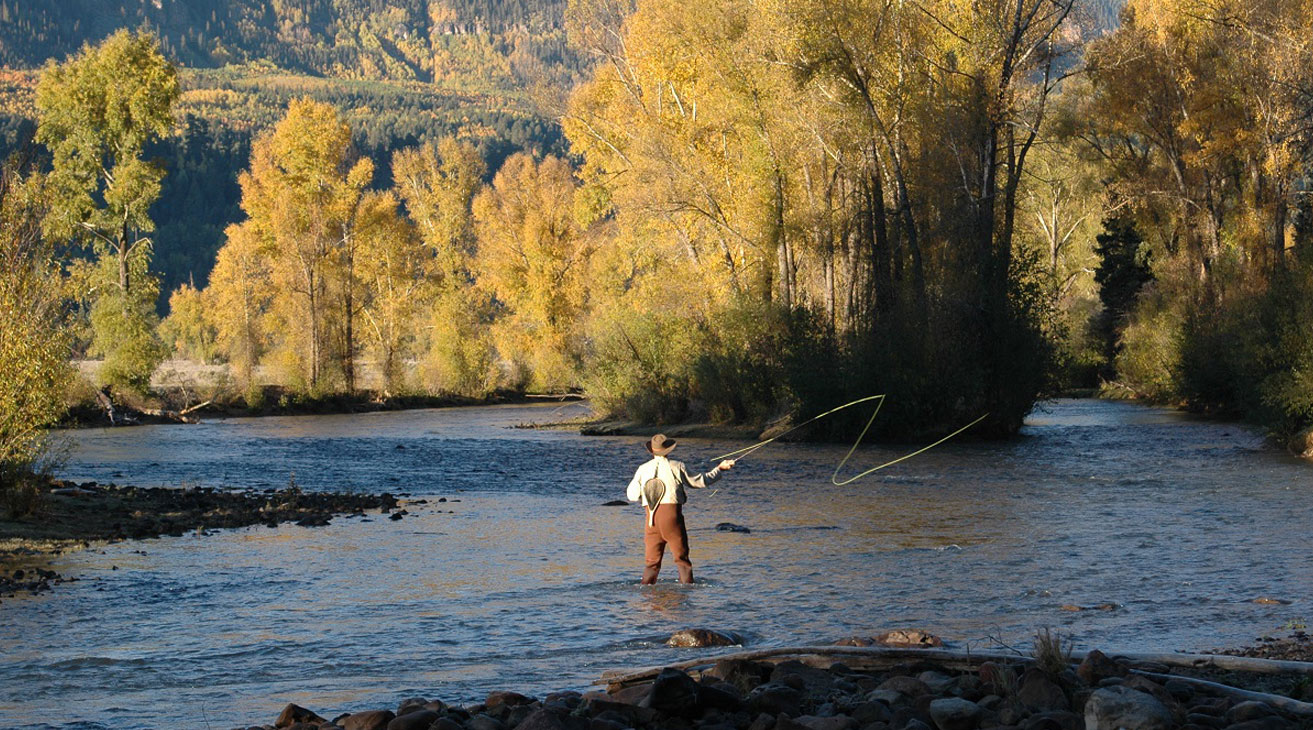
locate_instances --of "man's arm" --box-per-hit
[678,459,735,489]
[626,466,644,502]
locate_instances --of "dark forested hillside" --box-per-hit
[0,1,576,307]
[0,0,584,90]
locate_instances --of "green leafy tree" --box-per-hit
[0,153,70,510]
[36,29,180,393]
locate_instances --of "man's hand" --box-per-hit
[718,459,736,471]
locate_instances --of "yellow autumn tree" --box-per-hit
[473,153,593,391]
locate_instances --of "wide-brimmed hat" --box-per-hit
[645,434,677,456]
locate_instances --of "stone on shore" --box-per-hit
[387,710,439,730]
[340,709,396,730]
[276,703,325,728]
[928,697,982,730]
[1084,686,1174,730]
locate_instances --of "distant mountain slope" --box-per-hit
[0,0,583,92]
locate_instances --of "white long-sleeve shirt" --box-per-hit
[626,456,723,507]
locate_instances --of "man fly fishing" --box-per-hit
[626,434,736,584]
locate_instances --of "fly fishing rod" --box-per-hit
[709,394,988,485]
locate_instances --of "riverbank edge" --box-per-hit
[59,386,584,429]
[232,639,1313,730]
[0,479,401,596]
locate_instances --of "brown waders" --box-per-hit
[642,503,692,584]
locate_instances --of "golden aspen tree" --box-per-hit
[205,221,271,385]
[473,153,592,391]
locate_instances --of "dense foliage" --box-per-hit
[0,150,70,510]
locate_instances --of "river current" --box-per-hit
[1,399,1309,729]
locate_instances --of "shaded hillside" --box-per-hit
[0,0,584,92]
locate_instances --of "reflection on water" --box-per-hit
[1,399,1310,729]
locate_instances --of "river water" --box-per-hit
[1,399,1309,729]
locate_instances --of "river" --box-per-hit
[1,399,1309,729]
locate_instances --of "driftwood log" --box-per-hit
[596,645,1313,717]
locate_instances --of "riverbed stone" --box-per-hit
[512,708,570,730]
[667,628,744,648]
[703,659,772,695]
[387,710,439,730]
[648,668,702,716]
[1076,650,1126,686]
[747,683,804,716]
[795,714,857,730]
[1227,702,1277,723]
[488,692,537,709]
[877,677,931,698]
[1020,711,1082,730]
[928,698,981,730]
[276,703,326,728]
[1084,686,1173,730]
[341,710,396,730]
[1016,669,1068,712]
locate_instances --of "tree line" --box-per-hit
[9,0,1313,503]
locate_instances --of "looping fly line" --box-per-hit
[710,395,988,485]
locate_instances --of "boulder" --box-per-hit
[387,710,439,730]
[794,715,857,730]
[1227,702,1277,723]
[702,659,772,695]
[1077,650,1127,686]
[771,661,837,695]
[276,703,326,728]
[1021,711,1083,730]
[646,668,701,716]
[666,628,744,647]
[918,672,956,695]
[928,698,982,730]
[1017,669,1068,712]
[466,713,506,730]
[698,684,746,712]
[513,708,569,730]
[1084,686,1173,730]
[876,676,932,698]
[341,710,397,730]
[487,692,536,709]
[876,629,944,648]
[606,684,652,706]
[747,683,804,717]
[396,698,431,716]
[851,700,893,725]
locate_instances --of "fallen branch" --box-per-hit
[1133,669,1313,717]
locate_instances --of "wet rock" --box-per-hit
[1226,702,1277,723]
[698,683,746,712]
[606,684,652,706]
[602,500,628,506]
[1016,669,1068,712]
[702,659,772,695]
[1076,650,1127,686]
[387,710,439,730]
[431,718,464,730]
[466,713,506,730]
[487,691,536,709]
[1021,711,1082,730]
[341,710,396,730]
[513,708,570,730]
[747,683,804,717]
[852,700,893,725]
[928,698,981,730]
[772,661,837,696]
[794,715,856,730]
[917,672,955,695]
[877,630,944,648]
[647,668,701,716]
[396,698,430,716]
[1084,686,1173,730]
[716,523,751,533]
[276,704,326,728]
[666,628,744,648]
[877,676,932,698]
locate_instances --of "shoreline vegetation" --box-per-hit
[227,641,1313,730]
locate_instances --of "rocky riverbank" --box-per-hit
[0,480,400,597]
[231,643,1313,730]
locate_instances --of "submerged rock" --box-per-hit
[715,522,751,533]
[666,628,744,647]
